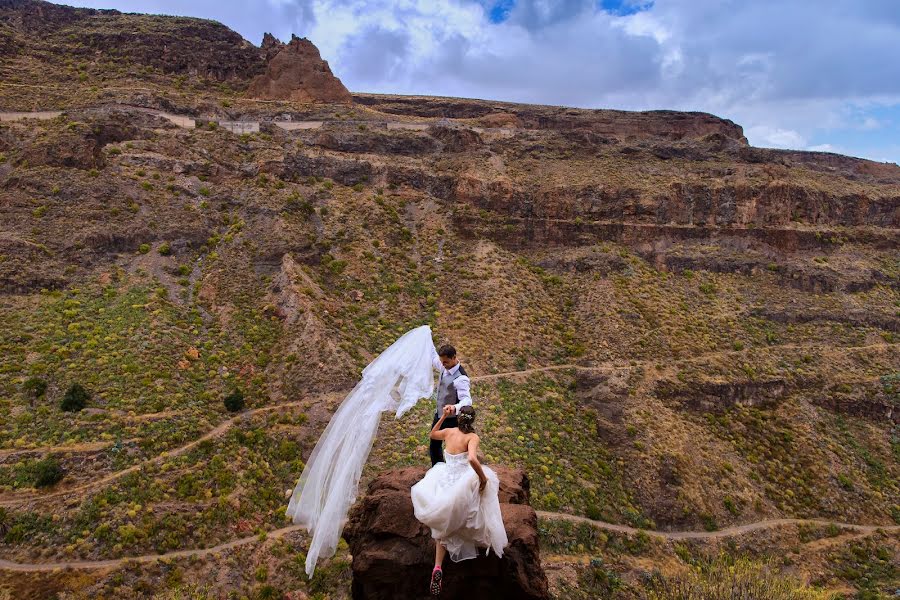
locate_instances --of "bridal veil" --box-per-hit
[285,324,436,577]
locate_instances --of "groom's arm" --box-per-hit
[449,376,472,415]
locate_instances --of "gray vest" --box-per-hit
[436,365,467,415]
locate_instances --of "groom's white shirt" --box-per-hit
[430,346,472,415]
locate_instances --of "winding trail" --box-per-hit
[0,341,892,508]
[0,525,305,573]
[1,512,896,572]
[535,511,900,541]
[0,399,316,508]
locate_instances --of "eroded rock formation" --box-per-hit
[247,34,352,103]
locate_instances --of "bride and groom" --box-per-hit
[411,343,508,595]
[284,326,506,593]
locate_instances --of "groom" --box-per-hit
[429,343,472,466]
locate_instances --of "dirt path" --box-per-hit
[0,111,62,121]
[0,525,305,572]
[472,340,892,382]
[0,341,891,508]
[0,400,314,508]
[2,511,895,572]
[536,511,900,540]
[0,441,119,459]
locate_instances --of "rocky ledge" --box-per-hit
[344,466,550,600]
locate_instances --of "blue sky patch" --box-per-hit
[599,0,654,17]
[488,0,515,23]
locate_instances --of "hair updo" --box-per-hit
[457,405,476,434]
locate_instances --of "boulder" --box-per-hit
[344,466,549,600]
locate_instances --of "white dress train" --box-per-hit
[411,450,508,561]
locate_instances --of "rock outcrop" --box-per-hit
[344,466,550,600]
[247,34,352,103]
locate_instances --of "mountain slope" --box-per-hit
[0,2,897,599]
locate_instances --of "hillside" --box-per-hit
[0,1,898,599]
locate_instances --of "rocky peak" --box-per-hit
[247,34,352,103]
[260,31,284,61]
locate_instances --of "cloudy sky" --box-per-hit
[52,0,900,164]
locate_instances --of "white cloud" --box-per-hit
[745,125,806,149]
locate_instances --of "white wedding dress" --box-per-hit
[411,450,508,561]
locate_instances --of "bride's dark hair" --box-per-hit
[457,405,476,434]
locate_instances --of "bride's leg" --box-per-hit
[434,540,446,567]
[430,541,446,595]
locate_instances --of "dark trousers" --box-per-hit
[430,413,458,466]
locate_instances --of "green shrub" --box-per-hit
[33,457,64,487]
[158,242,172,256]
[224,389,245,412]
[580,557,622,596]
[61,383,89,412]
[700,513,718,531]
[837,473,854,490]
[138,243,150,254]
[723,496,740,516]
[22,377,47,399]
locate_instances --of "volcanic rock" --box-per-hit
[344,466,550,600]
[247,34,351,103]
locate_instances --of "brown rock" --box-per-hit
[248,34,351,104]
[344,466,550,600]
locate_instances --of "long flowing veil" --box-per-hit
[285,324,436,577]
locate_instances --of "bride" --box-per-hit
[284,325,506,581]
[411,404,508,595]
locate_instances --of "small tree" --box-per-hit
[61,383,89,412]
[33,457,64,488]
[224,389,245,412]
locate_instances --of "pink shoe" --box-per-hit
[430,566,443,596]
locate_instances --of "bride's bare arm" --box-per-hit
[429,406,454,440]
[467,435,488,491]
